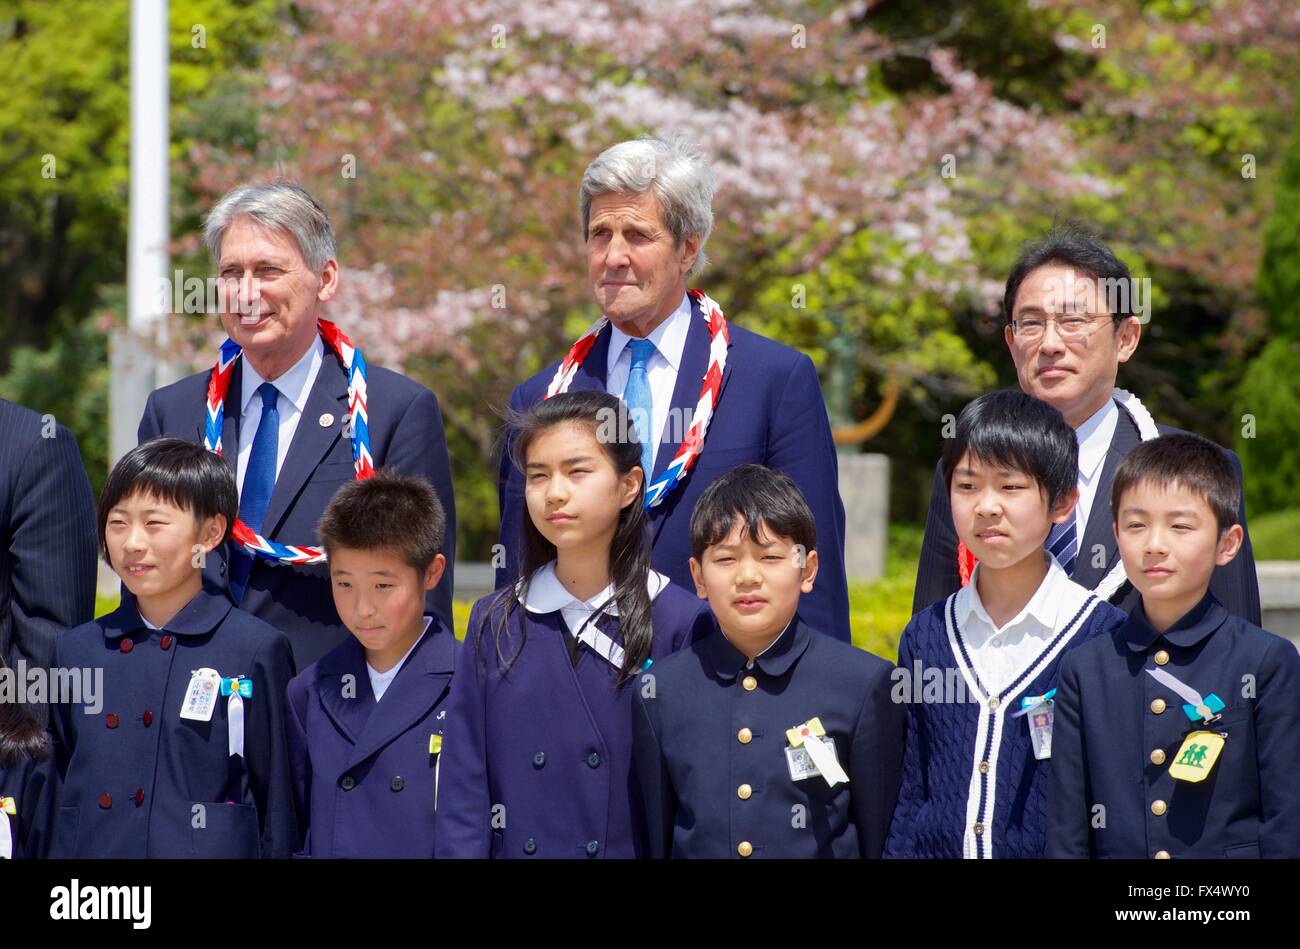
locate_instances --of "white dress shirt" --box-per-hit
[1068,398,1119,556]
[954,552,1092,696]
[236,334,325,493]
[366,615,433,702]
[604,293,693,474]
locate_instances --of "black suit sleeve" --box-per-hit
[850,660,906,858]
[5,418,96,683]
[385,386,457,629]
[912,459,961,615]
[1208,449,1261,626]
[1045,653,1091,858]
[632,685,675,859]
[248,633,299,859]
[494,382,528,592]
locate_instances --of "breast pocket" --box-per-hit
[190,801,260,859]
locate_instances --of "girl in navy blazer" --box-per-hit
[436,391,713,858]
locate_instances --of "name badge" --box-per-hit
[179,668,222,722]
[1016,691,1055,760]
[1169,730,1226,782]
[786,739,840,782]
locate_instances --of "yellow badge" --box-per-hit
[429,734,442,755]
[0,797,14,816]
[785,716,827,747]
[1168,731,1225,782]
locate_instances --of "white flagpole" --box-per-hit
[111,0,169,467]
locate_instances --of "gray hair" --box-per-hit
[579,132,716,276]
[203,182,337,272]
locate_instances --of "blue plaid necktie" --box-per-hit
[623,338,656,479]
[229,382,279,603]
[1047,508,1078,577]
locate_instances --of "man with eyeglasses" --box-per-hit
[912,225,1260,623]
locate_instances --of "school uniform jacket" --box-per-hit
[884,582,1126,859]
[1046,592,1300,858]
[49,585,297,858]
[285,617,458,858]
[496,293,851,640]
[435,574,714,858]
[0,738,57,859]
[912,400,1261,624]
[633,616,906,859]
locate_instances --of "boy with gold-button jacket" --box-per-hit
[1047,435,1300,858]
[50,440,296,858]
[633,466,905,858]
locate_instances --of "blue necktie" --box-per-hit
[623,338,656,479]
[1047,508,1078,578]
[229,382,279,603]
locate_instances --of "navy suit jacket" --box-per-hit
[1046,592,1300,858]
[913,401,1261,624]
[435,580,713,858]
[0,398,96,722]
[497,296,851,640]
[285,616,458,858]
[0,738,57,859]
[632,616,906,858]
[50,584,297,858]
[138,350,457,671]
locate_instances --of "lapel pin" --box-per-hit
[318,413,335,428]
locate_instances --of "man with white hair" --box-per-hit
[138,183,456,669]
[496,134,851,640]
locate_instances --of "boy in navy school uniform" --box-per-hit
[884,390,1127,859]
[50,438,297,858]
[1047,433,1300,858]
[633,464,906,858]
[285,470,457,857]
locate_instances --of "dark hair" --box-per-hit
[941,389,1078,508]
[1004,222,1134,324]
[0,664,49,767]
[1111,433,1240,534]
[97,438,237,564]
[487,390,652,682]
[316,469,445,571]
[689,464,816,560]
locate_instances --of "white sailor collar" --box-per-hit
[519,561,671,615]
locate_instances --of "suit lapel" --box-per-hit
[1074,399,1140,589]
[316,638,375,745]
[570,324,612,393]
[261,354,348,537]
[648,296,733,546]
[346,623,456,770]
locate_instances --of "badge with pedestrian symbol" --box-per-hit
[1168,730,1225,783]
[784,716,849,787]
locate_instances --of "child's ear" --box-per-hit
[799,548,819,594]
[619,465,644,510]
[198,514,227,554]
[1214,524,1244,567]
[688,557,708,599]
[423,553,447,591]
[1050,486,1080,524]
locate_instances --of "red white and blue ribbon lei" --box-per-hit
[204,319,374,565]
[545,288,730,509]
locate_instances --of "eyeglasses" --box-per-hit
[1009,314,1111,341]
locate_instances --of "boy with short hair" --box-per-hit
[284,469,457,858]
[884,389,1127,859]
[632,464,905,858]
[1047,433,1300,858]
[51,437,297,858]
